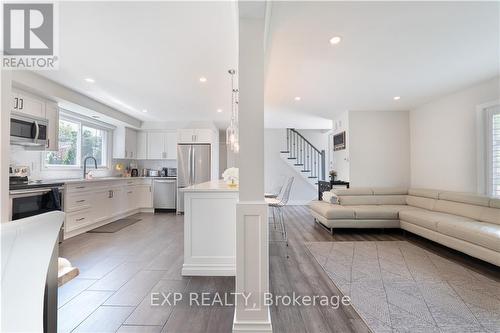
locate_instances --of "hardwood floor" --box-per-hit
[58,206,499,333]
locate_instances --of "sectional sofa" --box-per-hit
[309,188,500,267]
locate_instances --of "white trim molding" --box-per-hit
[233,201,272,333]
[476,100,500,195]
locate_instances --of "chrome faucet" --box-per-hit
[83,156,98,179]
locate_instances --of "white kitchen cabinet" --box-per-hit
[146,132,164,159]
[137,185,152,208]
[44,102,59,151]
[146,131,176,160]
[136,131,148,159]
[113,127,137,159]
[165,131,177,159]
[11,91,45,118]
[177,129,213,144]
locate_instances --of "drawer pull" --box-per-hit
[128,191,133,194]
[76,186,85,189]
[76,217,85,221]
[76,200,86,203]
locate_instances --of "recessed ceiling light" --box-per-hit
[142,109,148,113]
[393,96,401,100]
[85,78,95,83]
[199,77,207,83]
[294,96,301,101]
[329,36,342,45]
[217,109,223,113]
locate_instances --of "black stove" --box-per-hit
[9,176,65,191]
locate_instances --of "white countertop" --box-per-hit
[1,211,64,333]
[181,180,239,192]
[39,176,176,185]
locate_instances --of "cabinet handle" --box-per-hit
[131,151,133,158]
[76,199,85,203]
[76,186,85,189]
[46,138,50,148]
[125,150,128,158]
[19,98,23,109]
[76,217,85,221]
[128,191,133,194]
[14,97,18,109]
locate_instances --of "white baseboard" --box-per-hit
[232,308,272,332]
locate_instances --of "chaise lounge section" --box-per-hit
[309,187,500,267]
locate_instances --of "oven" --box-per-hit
[9,186,64,221]
[10,112,48,147]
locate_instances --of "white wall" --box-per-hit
[265,129,322,204]
[330,111,350,182]
[410,77,500,192]
[349,110,411,188]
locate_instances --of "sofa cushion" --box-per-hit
[480,207,500,226]
[339,195,407,206]
[371,187,408,195]
[309,201,355,219]
[437,219,500,252]
[406,195,436,210]
[433,199,484,221]
[438,191,490,207]
[399,210,442,231]
[333,188,373,196]
[489,198,500,209]
[351,205,400,220]
[408,188,440,199]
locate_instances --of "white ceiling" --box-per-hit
[40,1,237,127]
[39,2,499,130]
[265,1,500,127]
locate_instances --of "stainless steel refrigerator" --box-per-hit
[177,144,211,212]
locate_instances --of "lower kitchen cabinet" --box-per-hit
[64,179,153,239]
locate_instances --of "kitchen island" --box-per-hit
[180,180,239,276]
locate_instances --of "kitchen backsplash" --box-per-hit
[10,145,176,180]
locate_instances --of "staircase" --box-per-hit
[280,128,326,188]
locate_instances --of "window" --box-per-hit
[487,105,500,196]
[45,114,109,168]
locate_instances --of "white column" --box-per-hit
[1,71,12,222]
[233,2,272,332]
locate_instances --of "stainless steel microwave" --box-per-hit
[10,112,48,147]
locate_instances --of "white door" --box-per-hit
[147,132,165,159]
[45,103,59,151]
[165,131,177,159]
[136,131,147,159]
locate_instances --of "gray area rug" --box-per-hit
[88,218,141,233]
[306,241,500,333]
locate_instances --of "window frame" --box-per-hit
[486,106,500,197]
[43,111,113,170]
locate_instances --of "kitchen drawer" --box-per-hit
[65,208,93,232]
[65,193,92,211]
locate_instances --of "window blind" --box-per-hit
[489,106,500,196]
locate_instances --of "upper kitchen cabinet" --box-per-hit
[44,102,59,151]
[146,131,177,160]
[11,90,46,118]
[136,131,148,159]
[177,129,214,144]
[113,127,137,159]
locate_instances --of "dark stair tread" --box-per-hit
[287,157,296,160]
[294,164,304,166]
[301,170,311,172]
[308,176,318,179]
[280,150,290,153]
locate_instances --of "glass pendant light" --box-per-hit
[226,69,239,153]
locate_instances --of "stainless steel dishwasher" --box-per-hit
[153,178,177,210]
